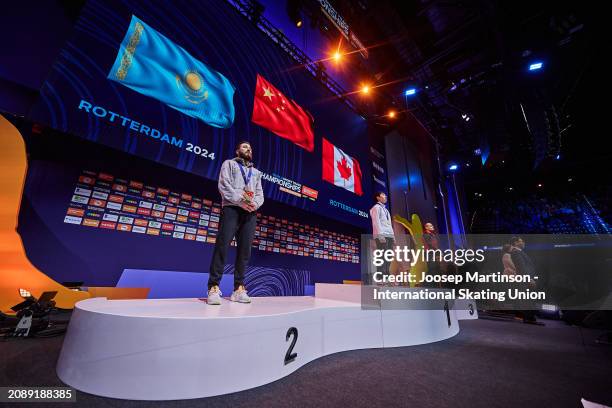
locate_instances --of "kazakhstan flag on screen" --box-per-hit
[108,15,235,128]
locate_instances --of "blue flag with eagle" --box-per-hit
[108,15,235,128]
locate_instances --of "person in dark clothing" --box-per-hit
[510,236,541,324]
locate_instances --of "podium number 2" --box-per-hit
[284,327,298,365]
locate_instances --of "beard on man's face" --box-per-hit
[238,149,252,161]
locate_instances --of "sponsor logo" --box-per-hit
[92,191,109,200]
[112,184,127,192]
[75,187,92,197]
[174,225,186,232]
[132,226,146,233]
[157,187,169,195]
[370,146,384,159]
[153,204,165,211]
[139,201,153,209]
[373,175,386,188]
[122,205,137,213]
[151,210,164,218]
[146,228,160,236]
[372,161,385,174]
[107,202,122,210]
[79,176,95,185]
[117,224,132,232]
[89,198,106,207]
[119,216,134,224]
[99,173,114,181]
[64,215,82,225]
[109,194,124,203]
[100,221,116,229]
[134,219,148,226]
[173,232,185,239]
[67,208,85,217]
[82,218,100,227]
[301,185,319,199]
[71,195,90,204]
[142,190,155,198]
[130,181,144,189]
[148,221,161,229]
[177,215,188,223]
[103,214,119,222]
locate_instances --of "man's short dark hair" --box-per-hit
[374,191,386,202]
[510,236,523,246]
[235,141,251,151]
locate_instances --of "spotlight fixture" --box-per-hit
[448,163,459,172]
[529,62,543,71]
[388,110,396,118]
[19,288,31,298]
[333,51,341,62]
[361,85,370,94]
[405,88,416,96]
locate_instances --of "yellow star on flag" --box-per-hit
[263,86,275,100]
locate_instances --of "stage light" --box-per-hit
[448,163,459,172]
[296,20,302,27]
[388,110,396,118]
[405,88,416,96]
[555,154,561,160]
[529,62,543,71]
[568,177,573,182]
[537,183,543,188]
[333,51,341,62]
[361,85,370,94]
[19,288,31,298]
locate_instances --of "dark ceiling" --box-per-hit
[323,0,598,190]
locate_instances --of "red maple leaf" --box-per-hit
[336,157,352,180]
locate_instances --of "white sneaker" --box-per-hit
[207,286,222,305]
[230,286,251,303]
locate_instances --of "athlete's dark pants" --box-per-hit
[208,205,257,291]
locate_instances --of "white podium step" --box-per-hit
[57,283,477,400]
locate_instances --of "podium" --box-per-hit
[57,284,477,400]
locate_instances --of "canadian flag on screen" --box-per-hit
[322,138,363,195]
[251,74,314,152]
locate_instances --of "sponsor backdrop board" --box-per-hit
[27,0,374,228]
[17,125,362,287]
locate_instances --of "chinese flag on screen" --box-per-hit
[322,138,363,195]
[251,74,314,152]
